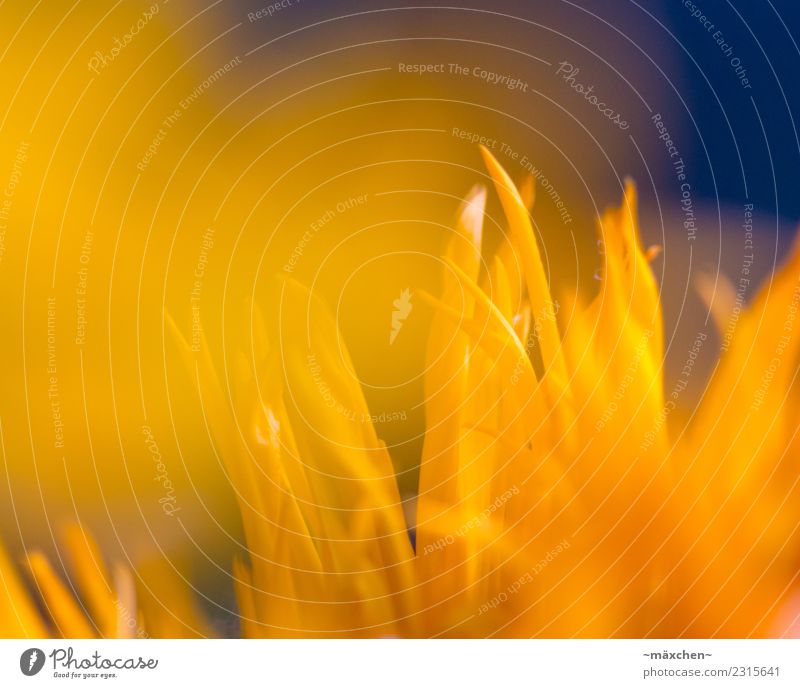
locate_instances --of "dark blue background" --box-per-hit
[662,0,800,220]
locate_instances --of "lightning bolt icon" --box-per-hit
[28,650,38,671]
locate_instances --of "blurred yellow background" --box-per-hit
[0,1,695,615]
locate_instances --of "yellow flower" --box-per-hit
[6,147,797,639]
[177,146,800,638]
[0,525,210,638]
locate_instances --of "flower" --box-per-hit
[5,147,798,638]
[176,146,800,638]
[0,525,210,638]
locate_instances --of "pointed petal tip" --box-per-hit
[518,174,536,210]
[645,245,663,262]
[622,178,638,218]
[464,182,486,202]
[457,184,487,248]
[479,143,502,174]
[460,183,487,214]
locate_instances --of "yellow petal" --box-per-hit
[0,539,48,638]
[26,552,96,638]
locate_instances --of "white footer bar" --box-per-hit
[1,639,797,687]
